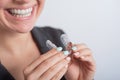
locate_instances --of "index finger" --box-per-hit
[24,47,62,75]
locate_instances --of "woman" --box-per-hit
[0,0,96,80]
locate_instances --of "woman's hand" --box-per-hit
[65,43,96,80]
[24,48,71,80]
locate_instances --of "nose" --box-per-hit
[14,0,31,4]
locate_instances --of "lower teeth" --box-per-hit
[13,13,31,17]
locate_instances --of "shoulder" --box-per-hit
[33,26,65,34]
[32,26,67,50]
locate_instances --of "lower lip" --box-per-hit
[4,6,36,21]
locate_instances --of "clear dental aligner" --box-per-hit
[60,34,71,47]
[46,39,71,56]
[60,34,73,54]
[46,34,73,56]
[46,40,57,49]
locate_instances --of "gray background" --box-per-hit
[35,0,120,80]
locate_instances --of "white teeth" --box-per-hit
[9,7,33,17]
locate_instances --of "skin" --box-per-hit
[0,0,44,33]
[0,0,96,80]
[65,44,96,80]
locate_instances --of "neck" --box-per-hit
[0,28,32,55]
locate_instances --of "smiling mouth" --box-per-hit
[6,7,33,18]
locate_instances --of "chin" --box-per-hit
[11,24,35,33]
[17,28,33,33]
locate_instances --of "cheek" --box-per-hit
[0,2,5,8]
[0,4,4,8]
[0,0,11,8]
[36,0,45,16]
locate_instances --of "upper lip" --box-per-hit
[6,4,37,10]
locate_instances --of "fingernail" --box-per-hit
[56,47,63,51]
[63,51,70,56]
[81,56,85,59]
[74,52,80,56]
[72,46,77,51]
[65,64,69,68]
[66,57,71,61]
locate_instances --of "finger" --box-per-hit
[72,47,95,63]
[27,51,70,79]
[79,55,93,62]
[51,65,68,80]
[74,52,95,67]
[73,48,92,58]
[24,48,62,75]
[39,57,71,80]
[80,56,96,71]
[72,43,88,52]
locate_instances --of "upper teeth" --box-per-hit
[9,7,33,15]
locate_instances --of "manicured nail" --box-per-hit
[72,46,77,51]
[74,52,80,56]
[63,51,70,56]
[57,47,63,51]
[66,57,71,61]
[81,56,85,59]
[65,64,69,68]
